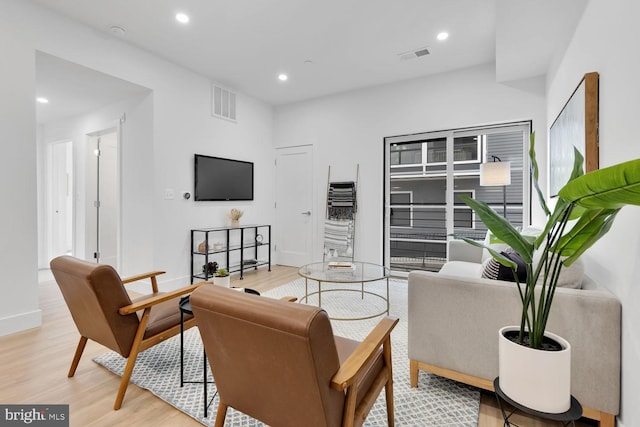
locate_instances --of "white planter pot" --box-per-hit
[214,275,230,287]
[498,326,571,414]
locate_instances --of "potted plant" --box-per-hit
[454,133,640,413]
[214,267,230,287]
[228,208,243,228]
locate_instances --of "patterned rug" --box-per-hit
[93,278,480,426]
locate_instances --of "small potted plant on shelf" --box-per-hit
[454,133,640,414]
[228,208,243,228]
[214,267,230,287]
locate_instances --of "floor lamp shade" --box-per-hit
[480,161,511,186]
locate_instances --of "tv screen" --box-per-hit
[194,154,254,201]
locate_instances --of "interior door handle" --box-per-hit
[301,211,311,215]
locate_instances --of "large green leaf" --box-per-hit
[564,147,586,220]
[529,132,550,216]
[559,209,620,266]
[534,148,585,249]
[458,195,533,263]
[559,158,640,209]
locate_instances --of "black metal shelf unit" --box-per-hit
[190,224,271,282]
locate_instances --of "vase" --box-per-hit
[498,326,571,414]
[214,275,230,287]
[231,219,240,228]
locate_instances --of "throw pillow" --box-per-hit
[481,232,510,263]
[482,249,527,283]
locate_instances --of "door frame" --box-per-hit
[86,124,122,269]
[384,122,531,276]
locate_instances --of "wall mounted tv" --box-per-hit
[194,154,254,201]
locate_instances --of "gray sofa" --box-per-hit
[408,240,621,427]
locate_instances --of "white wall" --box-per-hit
[0,6,41,336]
[546,0,640,425]
[0,0,275,335]
[274,63,547,263]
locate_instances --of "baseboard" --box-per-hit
[0,309,42,337]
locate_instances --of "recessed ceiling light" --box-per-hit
[437,32,449,41]
[278,74,288,82]
[36,97,49,104]
[176,13,189,24]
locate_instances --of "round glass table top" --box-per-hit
[298,261,390,283]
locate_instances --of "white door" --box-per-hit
[51,141,73,258]
[275,145,314,267]
[86,130,119,267]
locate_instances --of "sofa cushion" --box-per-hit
[480,232,510,263]
[439,261,484,278]
[481,227,542,263]
[481,250,527,282]
[535,257,585,289]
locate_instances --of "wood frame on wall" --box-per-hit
[549,72,599,197]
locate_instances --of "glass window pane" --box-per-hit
[453,136,479,162]
[391,142,422,165]
[426,139,446,163]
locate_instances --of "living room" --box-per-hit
[2,0,640,426]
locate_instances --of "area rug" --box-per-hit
[93,278,480,426]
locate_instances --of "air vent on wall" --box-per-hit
[211,83,237,122]
[398,46,430,61]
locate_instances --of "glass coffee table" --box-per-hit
[298,261,390,320]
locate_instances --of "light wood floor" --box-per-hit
[0,265,593,426]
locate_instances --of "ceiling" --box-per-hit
[36,52,151,124]
[32,0,587,123]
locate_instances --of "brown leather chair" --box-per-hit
[50,255,206,410]
[190,285,399,427]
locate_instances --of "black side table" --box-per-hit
[179,288,261,418]
[493,377,582,427]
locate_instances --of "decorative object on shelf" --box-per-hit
[454,132,640,413]
[198,240,208,253]
[202,261,218,277]
[255,234,263,244]
[213,242,223,250]
[214,267,230,287]
[242,259,258,266]
[228,208,243,228]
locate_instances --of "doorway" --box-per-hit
[49,140,73,259]
[275,145,314,267]
[85,129,120,268]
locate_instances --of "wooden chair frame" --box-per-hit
[66,270,207,410]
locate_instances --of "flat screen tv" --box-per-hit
[194,154,254,201]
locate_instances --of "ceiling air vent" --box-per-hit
[398,46,430,61]
[211,83,237,122]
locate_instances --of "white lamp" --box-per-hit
[480,156,511,218]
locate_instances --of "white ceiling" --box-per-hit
[32,0,587,123]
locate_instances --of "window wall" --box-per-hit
[384,122,530,274]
